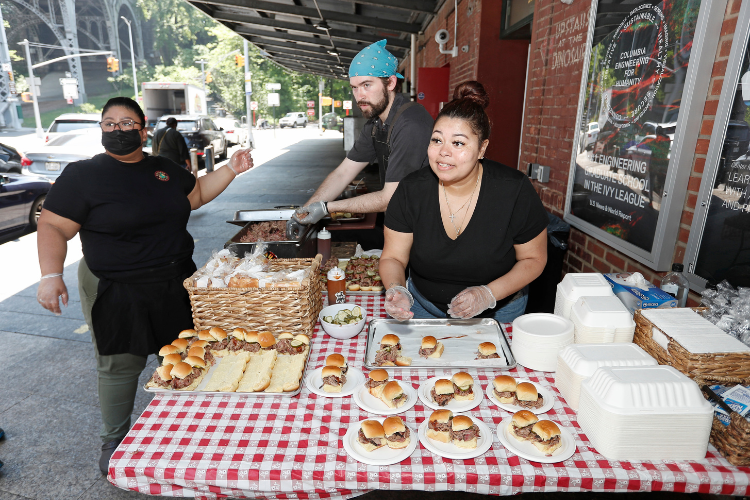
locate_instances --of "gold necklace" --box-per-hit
[442,168,481,237]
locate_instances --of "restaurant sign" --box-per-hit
[564,0,719,270]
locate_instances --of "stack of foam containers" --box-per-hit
[554,343,658,411]
[554,273,614,320]
[577,365,714,461]
[570,296,636,344]
[511,313,574,372]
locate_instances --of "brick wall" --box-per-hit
[518,0,741,306]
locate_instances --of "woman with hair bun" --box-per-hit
[380,81,548,321]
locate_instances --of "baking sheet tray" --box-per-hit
[364,318,515,370]
[143,349,312,398]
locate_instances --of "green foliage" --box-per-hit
[78,102,100,113]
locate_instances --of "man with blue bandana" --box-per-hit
[289,40,433,247]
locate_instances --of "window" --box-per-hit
[501,0,535,39]
[49,120,99,133]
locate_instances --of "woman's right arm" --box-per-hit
[37,210,81,314]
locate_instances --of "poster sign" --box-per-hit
[250,101,258,110]
[307,110,315,116]
[307,100,315,108]
[245,71,252,94]
[266,83,281,90]
[567,0,700,254]
[343,100,352,110]
[267,93,280,107]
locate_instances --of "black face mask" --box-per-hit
[101,130,143,156]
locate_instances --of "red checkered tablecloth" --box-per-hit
[109,295,750,499]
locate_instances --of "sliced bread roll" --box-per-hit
[236,350,277,392]
[264,354,306,393]
[202,355,249,392]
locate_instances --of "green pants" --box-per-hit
[79,258,149,443]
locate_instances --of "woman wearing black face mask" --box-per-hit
[35,97,254,473]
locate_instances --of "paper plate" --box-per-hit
[418,376,483,412]
[496,416,577,463]
[417,418,493,460]
[304,366,365,398]
[343,417,418,465]
[353,381,418,415]
[485,379,554,414]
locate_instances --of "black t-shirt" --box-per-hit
[44,153,197,273]
[385,159,549,314]
[346,93,434,183]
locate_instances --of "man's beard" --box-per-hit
[358,86,390,119]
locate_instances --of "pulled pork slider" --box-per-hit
[179,329,197,339]
[170,359,205,391]
[365,369,389,398]
[208,327,230,356]
[243,331,261,353]
[452,372,475,401]
[493,375,517,404]
[274,332,297,355]
[198,330,214,342]
[326,354,348,374]
[508,410,539,442]
[426,409,453,443]
[514,382,544,409]
[419,336,444,359]
[227,328,248,352]
[190,339,209,349]
[321,365,346,393]
[162,353,182,366]
[188,345,215,365]
[258,332,277,350]
[451,415,480,449]
[530,420,562,456]
[383,416,411,449]
[374,334,401,366]
[476,342,501,359]
[146,364,174,389]
[357,420,386,452]
[159,344,180,357]
[380,381,408,408]
[431,379,455,406]
[290,334,310,354]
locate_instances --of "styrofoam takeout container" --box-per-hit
[554,273,613,319]
[570,296,635,344]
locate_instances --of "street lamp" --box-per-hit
[120,16,138,102]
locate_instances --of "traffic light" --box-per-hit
[205,71,213,84]
[235,54,244,67]
[21,92,32,103]
[107,56,119,72]
[112,58,119,72]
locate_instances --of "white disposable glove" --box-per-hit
[447,285,497,319]
[385,286,414,321]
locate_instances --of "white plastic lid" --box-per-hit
[318,228,331,239]
[571,296,635,329]
[327,267,344,280]
[513,313,574,341]
[581,365,713,414]
[558,343,657,377]
[557,273,613,301]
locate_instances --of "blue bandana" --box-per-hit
[349,39,404,79]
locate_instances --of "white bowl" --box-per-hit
[319,303,368,339]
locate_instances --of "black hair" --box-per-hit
[102,96,146,126]
[166,117,178,127]
[436,81,491,143]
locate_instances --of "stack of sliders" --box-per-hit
[426,410,480,449]
[321,354,348,392]
[507,410,563,456]
[491,376,544,409]
[147,347,210,391]
[373,334,412,366]
[430,373,475,406]
[356,416,411,452]
[363,369,408,408]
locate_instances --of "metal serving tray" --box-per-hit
[226,209,297,227]
[364,318,515,370]
[225,216,318,259]
[143,349,312,398]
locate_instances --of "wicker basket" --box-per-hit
[183,255,324,336]
[633,308,750,381]
[698,375,750,467]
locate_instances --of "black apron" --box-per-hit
[370,101,418,188]
[90,258,197,357]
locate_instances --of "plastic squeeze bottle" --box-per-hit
[327,267,346,306]
[317,227,331,263]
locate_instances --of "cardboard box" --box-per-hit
[604,272,677,314]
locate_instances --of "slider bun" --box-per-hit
[368,369,389,382]
[278,332,294,340]
[516,382,539,402]
[428,342,445,358]
[434,378,455,395]
[383,416,406,435]
[395,356,412,366]
[426,428,451,443]
[187,346,206,359]
[382,381,403,401]
[245,331,259,343]
[162,353,182,366]
[380,334,400,346]
[361,419,385,438]
[321,365,342,378]
[326,353,347,368]
[171,338,189,352]
[184,356,207,369]
[493,375,517,392]
[532,420,561,440]
[478,342,497,355]
[258,332,276,348]
[294,334,310,345]
[454,436,478,449]
[179,329,197,339]
[231,328,248,340]
[198,330,214,341]
[156,365,173,381]
[451,372,474,389]
[171,362,193,379]
[209,327,228,341]
[159,344,180,356]
[429,409,453,423]
[421,336,437,348]
[511,410,539,428]
[347,283,360,291]
[191,340,209,348]
[451,415,474,431]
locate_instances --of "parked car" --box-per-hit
[279,112,307,128]
[0,143,31,174]
[321,113,343,132]
[24,128,105,181]
[44,113,100,143]
[0,172,51,235]
[582,122,599,150]
[154,115,228,160]
[213,118,248,147]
